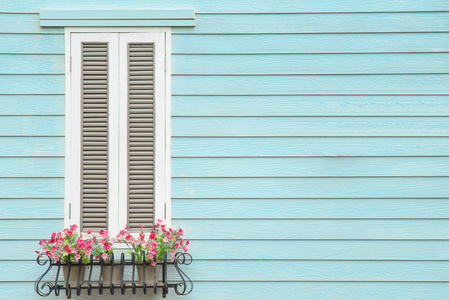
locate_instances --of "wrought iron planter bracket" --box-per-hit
[35,252,193,298]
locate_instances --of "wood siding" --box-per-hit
[0,1,448,299]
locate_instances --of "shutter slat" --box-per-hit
[81,42,108,230]
[128,42,155,230]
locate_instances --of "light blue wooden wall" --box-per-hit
[1,1,449,299]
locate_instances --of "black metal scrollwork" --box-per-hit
[173,253,193,295]
[35,252,193,297]
[34,254,55,297]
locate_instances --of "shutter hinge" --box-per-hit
[164,56,166,71]
[69,203,72,219]
[164,202,166,219]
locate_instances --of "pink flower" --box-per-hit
[87,229,93,234]
[139,224,145,228]
[75,254,81,260]
[104,243,111,251]
[124,225,129,230]
[99,230,109,238]
[170,250,176,256]
[163,237,169,243]
[149,231,156,240]
[101,253,109,260]
[125,235,134,243]
[54,255,60,262]
[174,243,179,249]
[76,239,85,249]
[151,261,157,267]
[183,246,188,252]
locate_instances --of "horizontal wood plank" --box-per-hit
[173,33,449,54]
[172,95,449,116]
[2,0,449,13]
[5,218,449,241]
[2,33,449,55]
[0,199,63,219]
[173,53,449,75]
[6,260,449,282]
[0,75,63,94]
[172,157,449,177]
[2,282,449,300]
[175,12,449,34]
[0,54,63,74]
[7,239,449,260]
[0,34,63,54]
[0,178,63,198]
[172,198,449,219]
[165,281,449,300]
[0,116,63,136]
[0,157,63,177]
[172,219,449,240]
[172,117,449,137]
[172,137,449,157]
[0,95,64,115]
[172,74,449,95]
[0,13,62,33]
[172,177,449,198]
[185,240,449,260]
[0,219,62,239]
[0,137,63,156]
[160,260,449,281]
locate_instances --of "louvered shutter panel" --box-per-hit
[81,43,109,230]
[128,43,155,230]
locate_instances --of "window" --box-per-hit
[65,29,171,235]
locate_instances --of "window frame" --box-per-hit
[64,27,172,234]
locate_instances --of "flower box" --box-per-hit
[35,222,192,298]
[35,252,192,298]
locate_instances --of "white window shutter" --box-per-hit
[127,43,155,230]
[67,30,170,234]
[81,42,109,230]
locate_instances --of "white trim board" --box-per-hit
[40,10,195,27]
